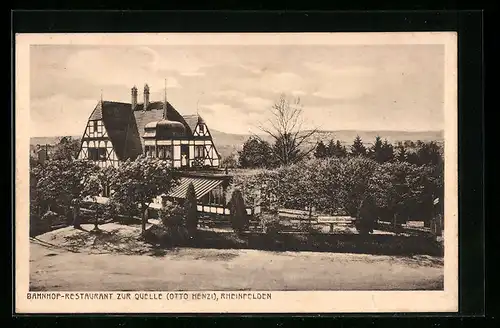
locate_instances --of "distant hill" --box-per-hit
[210,129,444,158]
[30,136,81,146]
[30,129,443,159]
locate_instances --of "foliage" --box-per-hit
[229,189,249,233]
[231,153,443,231]
[369,136,395,164]
[314,141,328,159]
[350,135,367,157]
[87,202,107,230]
[327,140,348,158]
[258,93,317,166]
[34,159,102,228]
[381,139,395,163]
[184,183,198,237]
[238,137,276,168]
[160,202,186,228]
[370,161,439,225]
[52,136,81,161]
[40,210,58,229]
[395,142,408,162]
[107,156,180,234]
[221,152,239,169]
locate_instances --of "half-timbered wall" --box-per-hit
[192,122,220,167]
[143,137,220,168]
[78,119,119,168]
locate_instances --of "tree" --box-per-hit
[184,182,198,238]
[395,142,407,162]
[369,136,383,162]
[326,140,336,158]
[371,161,433,227]
[333,140,348,158]
[108,156,180,234]
[380,139,395,163]
[35,159,101,227]
[238,137,275,168]
[52,136,81,161]
[229,189,249,233]
[336,157,378,218]
[258,93,317,166]
[350,135,367,157]
[221,152,239,169]
[314,141,328,159]
[355,194,377,234]
[416,141,443,166]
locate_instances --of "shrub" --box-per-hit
[229,189,249,233]
[160,202,185,228]
[40,210,58,229]
[184,183,198,237]
[152,202,189,247]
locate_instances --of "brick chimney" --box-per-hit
[131,86,138,110]
[143,84,150,110]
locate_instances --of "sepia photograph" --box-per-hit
[15,32,458,313]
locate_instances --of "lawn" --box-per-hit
[29,223,444,291]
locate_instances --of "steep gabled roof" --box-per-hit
[85,100,195,160]
[132,101,193,150]
[96,101,143,161]
[182,114,206,135]
[182,114,198,134]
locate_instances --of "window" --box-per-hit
[165,145,173,159]
[201,185,225,206]
[88,148,98,160]
[145,146,156,157]
[195,145,205,158]
[98,148,106,160]
[87,147,106,161]
[157,145,173,159]
[93,121,98,131]
[198,124,204,134]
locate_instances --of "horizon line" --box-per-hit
[30,128,445,139]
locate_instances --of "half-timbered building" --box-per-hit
[77,83,259,217]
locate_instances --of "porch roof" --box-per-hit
[167,176,224,200]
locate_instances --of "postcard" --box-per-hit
[15,32,458,313]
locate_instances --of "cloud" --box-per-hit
[304,62,375,76]
[212,90,247,99]
[142,46,212,77]
[242,96,273,112]
[63,47,183,91]
[31,94,97,137]
[234,71,307,95]
[199,102,266,134]
[30,44,445,136]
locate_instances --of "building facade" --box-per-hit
[78,84,220,169]
[77,84,259,217]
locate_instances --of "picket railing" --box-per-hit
[277,208,355,232]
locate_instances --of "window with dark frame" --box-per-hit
[87,147,107,161]
[195,145,205,158]
[165,145,173,159]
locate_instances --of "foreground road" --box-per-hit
[29,240,443,291]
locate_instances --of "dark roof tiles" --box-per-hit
[85,100,198,160]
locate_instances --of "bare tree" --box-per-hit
[257,93,317,166]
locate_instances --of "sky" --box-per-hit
[30,44,445,137]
